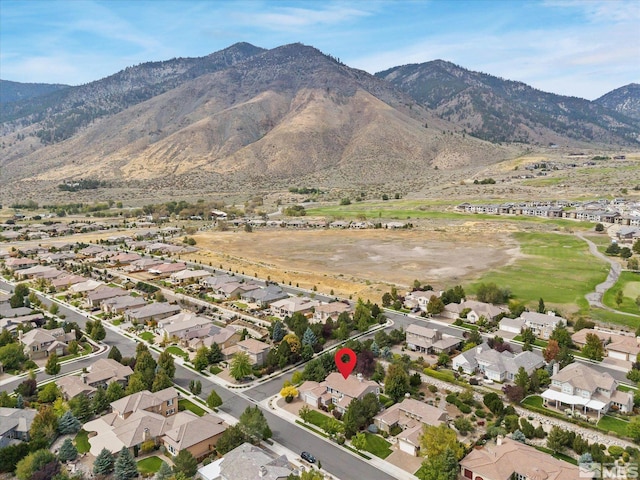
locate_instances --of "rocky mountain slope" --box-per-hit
[595,83,640,120]
[0,80,70,104]
[376,60,639,145]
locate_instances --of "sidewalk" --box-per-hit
[265,394,418,480]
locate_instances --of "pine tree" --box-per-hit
[151,371,173,392]
[301,327,317,346]
[155,461,172,480]
[70,393,92,422]
[108,346,122,363]
[93,448,115,475]
[173,449,198,477]
[114,446,138,480]
[58,438,78,462]
[272,321,285,342]
[45,353,60,375]
[157,350,175,378]
[208,343,223,363]
[58,410,82,434]
[16,394,24,409]
[92,386,110,415]
[370,341,380,357]
[106,380,125,402]
[207,389,223,409]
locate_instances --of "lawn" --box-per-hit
[360,432,392,459]
[111,318,122,326]
[588,307,640,329]
[521,395,544,408]
[137,456,163,475]
[139,331,154,343]
[306,410,335,431]
[179,398,206,416]
[597,415,629,436]
[74,430,90,454]
[469,232,609,307]
[603,271,640,315]
[166,346,189,360]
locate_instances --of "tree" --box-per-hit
[272,321,286,342]
[537,298,546,313]
[595,223,604,232]
[582,333,605,361]
[522,328,536,346]
[216,425,246,455]
[230,352,253,380]
[420,424,465,460]
[134,350,157,389]
[453,417,474,435]
[207,389,223,409]
[15,449,57,480]
[208,342,223,363]
[384,363,410,402]
[547,426,568,454]
[57,410,81,434]
[355,350,376,378]
[173,449,198,477]
[280,384,299,400]
[189,379,202,395]
[10,283,29,309]
[543,339,560,363]
[615,290,624,308]
[628,257,639,271]
[90,319,106,341]
[427,296,445,315]
[0,343,27,371]
[69,393,92,422]
[238,406,272,442]
[155,461,173,480]
[157,350,176,378]
[152,371,174,392]
[30,406,58,445]
[483,392,504,415]
[514,366,530,392]
[437,352,450,366]
[193,346,210,371]
[283,333,301,355]
[606,242,621,255]
[302,327,317,347]
[15,393,24,409]
[92,386,109,415]
[108,345,123,363]
[93,448,115,475]
[351,432,367,451]
[114,446,138,480]
[628,416,640,442]
[57,438,77,462]
[45,353,60,376]
[416,449,459,480]
[299,405,312,423]
[106,380,126,402]
[37,382,60,403]
[621,247,633,259]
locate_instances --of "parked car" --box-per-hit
[301,451,316,463]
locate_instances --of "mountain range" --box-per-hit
[0,42,638,197]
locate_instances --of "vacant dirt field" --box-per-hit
[186,227,520,302]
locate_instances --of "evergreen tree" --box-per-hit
[45,353,60,376]
[16,393,24,409]
[58,438,78,462]
[151,371,174,392]
[301,327,317,346]
[134,350,157,389]
[155,461,172,480]
[92,387,109,415]
[108,345,122,363]
[106,380,125,402]
[70,393,92,422]
[173,449,198,477]
[207,389,223,409]
[537,298,546,313]
[113,446,138,480]
[93,448,115,476]
[272,321,285,342]
[238,405,272,442]
[57,410,81,434]
[125,373,147,395]
[208,343,223,363]
[91,320,106,342]
[157,350,175,378]
[370,341,380,357]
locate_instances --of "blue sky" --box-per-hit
[1,0,638,100]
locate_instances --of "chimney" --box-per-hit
[18,330,23,342]
[477,346,482,354]
[547,311,556,316]
[143,427,150,442]
[81,373,87,384]
[259,466,267,478]
[496,435,503,446]
[357,373,363,382]
[552,362,559,375]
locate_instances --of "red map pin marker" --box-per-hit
[335,348,357,379]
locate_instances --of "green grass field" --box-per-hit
[360,432,393,459]
[166,346,189,360]
[603,271,640,315]
[137,456,163,474]
[469,232,609,307]
[179,398,206,416]
[521,395,544,408]
[597,415,629,436]
[139,331,154,343]
[74,430,90,453]
[306,410,335,431]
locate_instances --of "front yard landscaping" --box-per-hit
[74,429,90,453]
[597,415,629,436]
[179,398,206,416]
[139,331,154,343]
[137,456,163,474]
[306,410,335,431]
[360,432,392,459]
[166,345,189,360]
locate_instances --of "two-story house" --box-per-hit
[299,373,380,414]
[406,324,462,354]
[270,297,320,319]
[19,327,73,360]
[403,290,440,312]
[519,311,566,339]
[311,302,352,324]
[542,363,633,417]
[222,338,271,366]
[452,344,544,382]
[57,358,133,400]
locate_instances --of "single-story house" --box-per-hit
[148,262,187,277]
[188,325,240,351]
[169,269,211,285]
[86,286,129,307]
[452,344,544,382]
[0,407,37,447]
[101,294,147,314]
[124,302,182,324]
[571,328,640,363]
[158,312,213,342]
[444,300,506,323]
[270,297,319,319]
[197,442,294,480]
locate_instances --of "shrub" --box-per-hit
[459,403,472,414]
[428,385,438,393]
[475,409,486,418]
[390,425,403,436]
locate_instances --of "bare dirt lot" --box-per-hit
[186,227,520,301]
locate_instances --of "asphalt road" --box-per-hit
[0,280,395,480]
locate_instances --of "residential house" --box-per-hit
[373,398,447,456]
[460,436,578,480]
[222,338,270,366]
[240,285,288,307]
[519,311,566,339]
[15,265,63,280]
[452,344,544,382]
[50,274,86,291]
[197,442,294,480]
[404,290,440,312]
[86,286,129,308]
[161,413,227,460]
[311,301,352,324]
[101,295,147,314]
[0,304,33,318]
[498,317,524,335]
[148,262,187,278]
[200,274,238,289]
[405,324,462,354]
[188,325,240,351]
[0,313,44,333]
[158,312,213,342]
[124,258,163,273]
[68,279,105,294]
[213,281,261,300]
[19,327,73,360]
[571,328,640,363]
[108,252,142,265]
[298,372,380,414]
[4,258,38,271]
[0,408,37,447]
[542,363,633,416]
[170,269,210,285]
[124,302,182,324]
[58,358,133,400]
[270,296,319,319]
[443,300,506,323]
